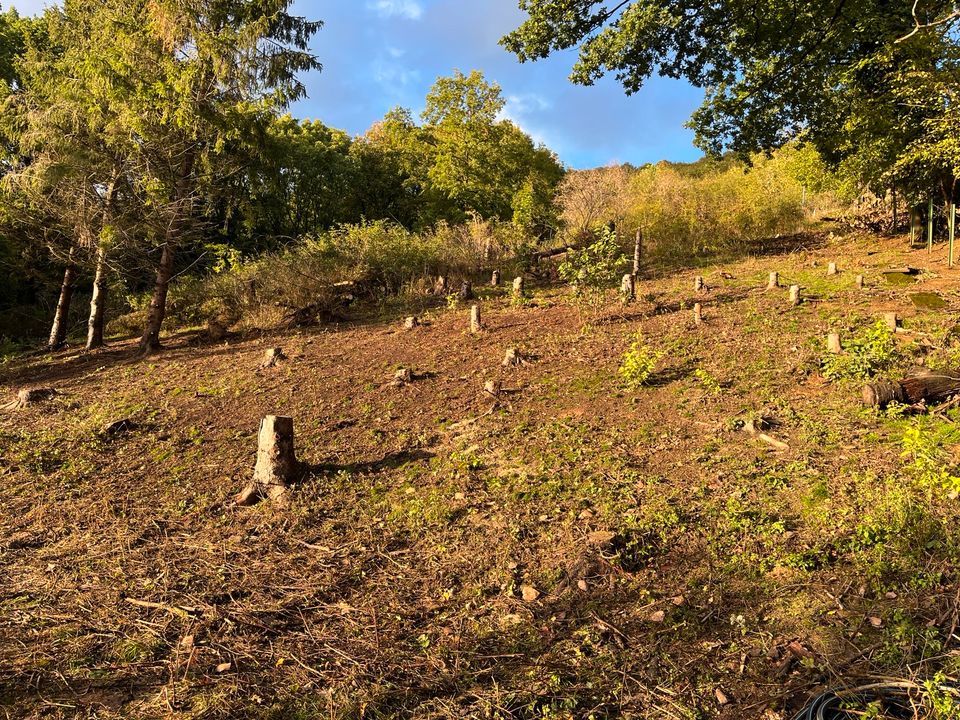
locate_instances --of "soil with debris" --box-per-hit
[2,230,959,719]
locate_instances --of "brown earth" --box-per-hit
[1,229,959,719]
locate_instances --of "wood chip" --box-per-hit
[520,585,540,602]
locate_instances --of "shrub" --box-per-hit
[821,320,900,382]
[559,227,628,304]
[619,333,663,389]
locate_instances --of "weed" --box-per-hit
[821,320,900,382]
[619,333,663,389]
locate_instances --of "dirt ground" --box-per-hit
[2,229,960,719]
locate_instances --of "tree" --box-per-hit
[16,0,322,354]
[502,0,960,195]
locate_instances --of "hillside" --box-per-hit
[2,229,960,719]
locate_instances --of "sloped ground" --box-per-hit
[2,230,960,719]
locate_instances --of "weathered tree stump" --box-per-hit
[513,276,525,298]
[694,303,703,326]
[856,275,865,290]
[491,270,501,287]
[694,276,704,292]
[503,348,525,367]
[260,348,286,368]
[828,262,838,276]
[789,285,801,306]
[434,276,448,295]
[470,305,482,333]
[827,333,842,354]
[4,388,57,411]
[101,418,136,438]
[484,380,502,397]
[459,281,475,301]
[768,272,780,289]
[863,369,960,408]
[394,367,414,385]
[883,313,899,332]
[621,274,636,304]
[236,416,298,505]
[403,316,420,330]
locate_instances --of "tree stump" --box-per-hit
[883,313,899,332]
[856,275,865,290]
[694,303,703,326]
[236,416,298,505]
[394,367,414,385]
[3,388,57,411]
[621,274,636,304]
[789,285,801,306]
[513,276,525,298]
[470,305,482,333]
[459,281,475,301]
[403,316,420,330]
[491,270,501,287]
[828,262,838,276]
[434,276,448,295]
[827,333,842,354]
[863,369,960,408]
[484,380,502,397]
[503,348,525,367]
[768,272,780,289]
[260,348,286,368]
[694,276,704,292]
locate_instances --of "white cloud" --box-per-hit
[367,0,424,20]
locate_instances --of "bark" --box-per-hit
[86,243,108,351]
[48,256,78,350]
[139,241,175,354]
[863,370,960,409]
[236,416,299,505]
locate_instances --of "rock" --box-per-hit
[649,610,666,623]
[577,579,588,592]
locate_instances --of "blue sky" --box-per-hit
[5,0,705,169]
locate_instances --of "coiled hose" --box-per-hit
[790,683,922,720]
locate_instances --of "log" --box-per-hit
[470,305,482,333]
[394,367,413,385]
[621,274,636,304]
[237,416,298,505]
[863,370,960,408]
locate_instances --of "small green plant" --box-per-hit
[694,368,723,395]
[619,333,664,389]
[445,293,460,310]
[821,320,900,382]
[559,227,628,305]
[901,421,960,495]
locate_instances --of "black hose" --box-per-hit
[790,685,919,720]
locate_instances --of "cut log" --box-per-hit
[768,272,780,289]
[484,380,502,397]
[827,333,842,354]
[789,285,801,306]
[491,270,501,287]
[883,313,899,332]
[863,370,960,408]
[621,274,636,304]
[693,303,703,326]
[403,316,420,330]
[856,275,865,290]
[394,367,414,385]
[470,305,482,334]
[828,262,838,276]
[434,276,448,295]
[513,276,525,298]
[237,416,299,505]
[694,276,704,292]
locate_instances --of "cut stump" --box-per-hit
[236,416,298,505]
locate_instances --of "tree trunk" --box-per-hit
[139,241,175,354]
[48,255,78,350]
[863,370,960,409]
[86,243,108,350]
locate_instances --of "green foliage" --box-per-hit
[559,227,627,301]
[821,321,900,382]
[901,421,960,496]
[619,333,663,389]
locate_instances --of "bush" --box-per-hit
[619,333,663,389]
[821,320,900,382]
[559,227,628,303]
